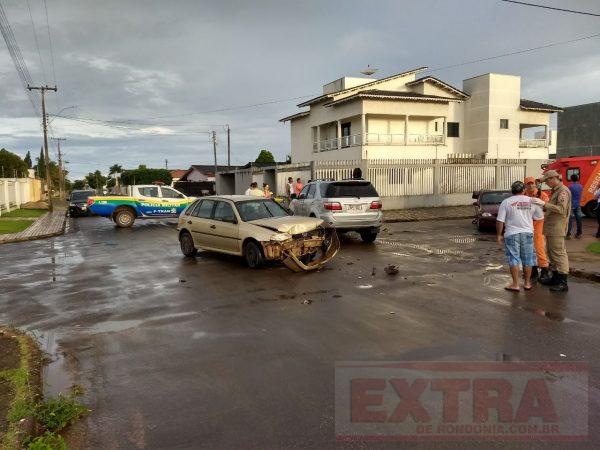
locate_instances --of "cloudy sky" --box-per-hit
[0,0,599,180]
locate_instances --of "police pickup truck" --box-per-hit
[87,184,194,227]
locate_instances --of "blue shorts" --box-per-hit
[504,233,536,267]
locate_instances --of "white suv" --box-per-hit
[290,179,382,242]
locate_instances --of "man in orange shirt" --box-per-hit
[524,176,549,281]
[295,178,304,196]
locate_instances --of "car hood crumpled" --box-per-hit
[249,216,324,234]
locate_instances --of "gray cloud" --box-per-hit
[1,0,599,179]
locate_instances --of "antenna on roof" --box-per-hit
[360,65,378,76]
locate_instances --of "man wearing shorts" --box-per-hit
[496,181,543,292]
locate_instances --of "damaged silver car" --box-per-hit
[177,195,340,271]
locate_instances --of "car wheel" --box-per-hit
[179,231,197,257]
[582,201,598,218]
[360,230,378,243]
[244,241,264,268]
[114,208,135,228]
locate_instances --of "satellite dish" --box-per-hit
[360,65,378,76]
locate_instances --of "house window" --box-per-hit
[434,122,438,132]
[447,122,459,138]
[500,119,509,129]
[566,168,580,182]
[341,122,351,137]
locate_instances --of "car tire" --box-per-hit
[360,230,378,243]
[179,231,197,257]
[582,201,598,218]
[244,241,264,268]
[114,208,135,228]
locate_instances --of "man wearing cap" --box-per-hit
[524,176,549,281]
[531,170,571,292]
[496,181,542,292]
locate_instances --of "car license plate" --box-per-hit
[346,204,363,214]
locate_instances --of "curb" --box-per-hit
[570,268,600,283]
[383,214,472,224]
[0,211,67,244]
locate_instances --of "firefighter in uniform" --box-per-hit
[531,170,571,292]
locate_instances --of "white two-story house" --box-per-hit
[280,67,562,162]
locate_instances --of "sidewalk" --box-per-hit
[383,205,473,223]
[0,207,67,244]
[566,218,600,282]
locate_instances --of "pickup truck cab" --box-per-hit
[88,184,194,227]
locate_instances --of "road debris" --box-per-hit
[371,266,376,276]
[302,299,313,305]
[384,264,400,275]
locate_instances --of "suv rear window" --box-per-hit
[323,181,378,198]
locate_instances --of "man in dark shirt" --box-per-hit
[567,174,583,239]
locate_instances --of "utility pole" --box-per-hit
[165,159,168,170]
[51,137,66,200]
[28,84,57,211]
[211,131,218,188]
[226,125,231,170]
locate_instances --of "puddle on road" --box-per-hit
[40,331,73,397]
[85,311,200,334]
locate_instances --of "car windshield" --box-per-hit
[480,192,511,204]
[71,191,93,201]
[324,181,378,198]
[236,199,290,222]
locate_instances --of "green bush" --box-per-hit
[27,432,67,450]
[34,393,87,432]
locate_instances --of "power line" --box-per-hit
[0,1,41,116]
[42,0,57,86]
[26,0,47,82]
[427,31,600,73]
[500,0,600,17]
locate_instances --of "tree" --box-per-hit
[255,149,275,163]
[35,147,45,179]
[72,179,86,190]
[24,151,32,169]
[0,148,28,177]
[120,166,172,185]
[85,170,107,190]
[108,164,123,191]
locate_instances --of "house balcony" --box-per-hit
[519,138,548,148]
[313,133,444,152]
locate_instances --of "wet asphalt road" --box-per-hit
[1,216,599,449]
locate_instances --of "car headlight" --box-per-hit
[270,233,291,242]
[481,212,493,217]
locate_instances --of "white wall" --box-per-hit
[0,177,42,214]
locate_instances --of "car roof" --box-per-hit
[200,195,268,202]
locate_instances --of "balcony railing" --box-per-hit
[519,138,547,148]
[314,133,445,152]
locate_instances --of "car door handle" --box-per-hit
[210,224,216,229]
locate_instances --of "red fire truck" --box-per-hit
[542,156,600,217]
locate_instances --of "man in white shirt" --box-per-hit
[496,181,543,292]
[244,182,263,197]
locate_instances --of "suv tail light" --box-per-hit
[369,200,382,209]
[323,202,342,211]
[87,198,95,206]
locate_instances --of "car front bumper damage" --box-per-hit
[261,228,340,272]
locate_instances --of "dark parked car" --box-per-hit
[68,190,96,216]
[472,190,511,231]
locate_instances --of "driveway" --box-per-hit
[1,216,599,449]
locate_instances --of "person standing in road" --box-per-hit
[594,187,600,238]
[496,181,542,292]
[524,176,549,280]
[245,182,263,197]
[286,177,295,200]
[295,178,304,196]
[531,170,572,292]
[566,174,583,239]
